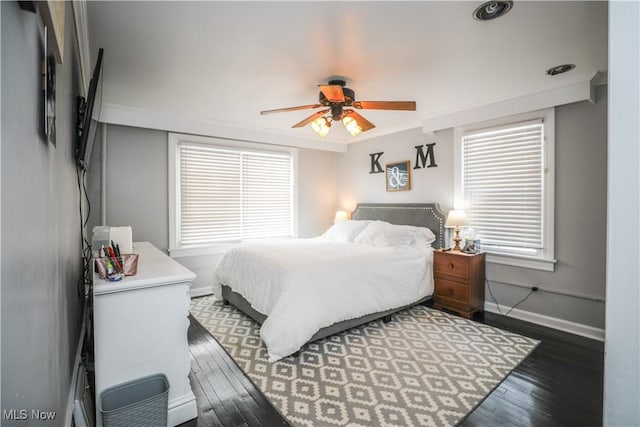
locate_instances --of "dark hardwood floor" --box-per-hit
[181,309,603,427]
[179,316,290,427]
[461,311,604,427]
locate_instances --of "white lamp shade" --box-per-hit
[333,210,349,223]
[445,209,468,228]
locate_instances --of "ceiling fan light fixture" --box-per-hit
[343,116,362,136]
[261,80,415,138]
[310,116,331,137]
[473,0,513,21]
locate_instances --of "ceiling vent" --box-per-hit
[546,64,576,76]
[473,1,513,21]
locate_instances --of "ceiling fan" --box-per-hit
[260,79,416,137]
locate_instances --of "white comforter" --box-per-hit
[213,238,433,361]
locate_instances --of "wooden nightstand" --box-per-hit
[433,249,486,319]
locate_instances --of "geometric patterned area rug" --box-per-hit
[190,296,539,427]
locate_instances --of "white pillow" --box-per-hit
[321,220,371,242]
[354,221,410,246]
[354,221,436,247]
[398,224,437,246]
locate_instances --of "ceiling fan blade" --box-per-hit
[292,109,330,128]
[345,110,375,132]
[260,104,323,115]
[318,85,345,103]
[352,101,416,111]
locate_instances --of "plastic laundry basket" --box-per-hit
[100,373,169,427]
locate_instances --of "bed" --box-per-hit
[213,203,446,361]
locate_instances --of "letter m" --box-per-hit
[413,143,438,169]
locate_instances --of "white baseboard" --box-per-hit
[167,391,198,426]
[65,299,88,426]
[484,301,605,342]
[190,287,213,298]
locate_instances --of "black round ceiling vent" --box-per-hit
[473,1,513,21]
[546,64,576,76]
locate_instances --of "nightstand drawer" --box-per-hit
[434,279,469,304]
[434,254,469,279]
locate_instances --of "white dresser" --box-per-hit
[93,242,197,427]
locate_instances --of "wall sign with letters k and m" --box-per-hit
[369,143,438,174]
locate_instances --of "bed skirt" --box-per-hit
[221,284,432,346]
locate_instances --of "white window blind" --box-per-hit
[241,151,293,239]
[462,120,544,250]
[178,142,293,246]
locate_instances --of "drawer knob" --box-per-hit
[448,263,455,269]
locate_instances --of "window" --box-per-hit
[169,133,297,256]
[454,109,555,271]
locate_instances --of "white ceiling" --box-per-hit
[87,1,607,145]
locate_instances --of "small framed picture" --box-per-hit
[463,239,481,254]
[385,160,411,192]
[43,27,56,146]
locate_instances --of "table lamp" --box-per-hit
[445,209,468,251]
[333,210,349,223]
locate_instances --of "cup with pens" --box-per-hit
[100,241,125,281]
[95,241,139,281]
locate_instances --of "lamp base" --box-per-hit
[453,227,462,251]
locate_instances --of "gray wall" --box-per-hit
[485,86,607,329]
[1,3,84,426]
[336,127,453,211]
[89,125,169,248]
[88,124,337,293]
[336,86,608,330]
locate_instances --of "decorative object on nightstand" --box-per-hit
[461,227,479,253]
[462,239,481,253]
[333,210,349,223]
[445,209,468,251]
[433,249,485,319]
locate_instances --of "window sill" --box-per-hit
[169,236,297,258]
[169,244,238,258]
[485,252,556,272]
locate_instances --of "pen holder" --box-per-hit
[95,253,139,280]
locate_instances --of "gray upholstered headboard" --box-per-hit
[351,203,447,249]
